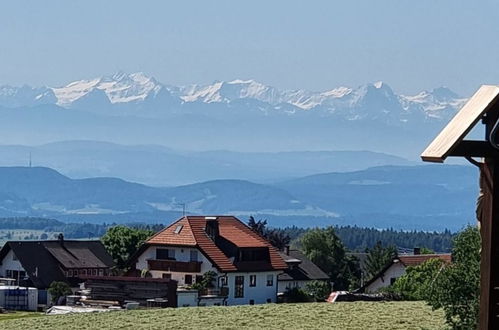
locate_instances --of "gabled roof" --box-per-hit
[422,85,499,162]
[143,216,287,272]
[398,254,451,267]
[278,249,329,281]
[358,253,451,292]
[0,240,114,289]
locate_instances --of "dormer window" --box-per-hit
[205,220,219,240]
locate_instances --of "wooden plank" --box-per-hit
[421,85,499,163]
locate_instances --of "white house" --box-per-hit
[361,253,452,293]
[129,216,288,306]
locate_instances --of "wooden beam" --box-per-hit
[448,140,499,158]
[421,85,499,163]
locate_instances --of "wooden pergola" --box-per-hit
[422,85,499,329]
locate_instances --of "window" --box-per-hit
[219,276,228,286]
[190,250,198,262]
[390,277,397,285]
[92,269,97,276]
[196,275,203,283]
[185,275,193,285]
[6,270,12,278]
[249,275,256,287]
[235,276,244,298]
[12,253,18,261]
[68,270,73,277]
[156,248,175,260]
[174,225,183,234]
[82,269,87,275]
[98,269,104,276]
[162,273,172,280]
[266,274,273,286]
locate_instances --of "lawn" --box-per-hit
[0,301,445,330]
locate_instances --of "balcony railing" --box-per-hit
[147,259,202,273]
[199,287,229,297]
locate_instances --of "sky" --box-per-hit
[1,0,499,95]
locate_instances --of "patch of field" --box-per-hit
[0,311,42,321]
[0,301,445,330]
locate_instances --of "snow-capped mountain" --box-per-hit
[52,72,174,107]
[0,72,467,123]
[0,85,56,108]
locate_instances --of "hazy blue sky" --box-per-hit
[1,0,498,95]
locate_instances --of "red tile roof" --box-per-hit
[398,254,452,267]
[145,216,287,272]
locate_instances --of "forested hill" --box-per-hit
[0,217,454,253]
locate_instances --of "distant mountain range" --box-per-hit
[0,72,466,121]
[0,140,413,186]
[0,165,478,231]
[0,72,469,158]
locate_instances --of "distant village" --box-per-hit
[0,215,451,313]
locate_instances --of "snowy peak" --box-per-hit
[0,85,57,108]
[0,73,466,123]
[52,72,171,107]
[181,79,281,104]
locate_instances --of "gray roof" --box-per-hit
[278,249,329,282]
[0,240,113,289]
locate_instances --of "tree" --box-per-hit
[390,257,446,300]
[247,216,290,251]
[427,225,480,330]
[419,247,435,254]
[301,227,360,290]
[305,280,332,301]
[48,281,72,304]
[266,229,291,250]
[101,226,154,270]
[365,241,397,280]
[247,216,267,236]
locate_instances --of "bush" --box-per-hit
[305,280,331,301]
[284,287,311,303]
[48,281,72,304]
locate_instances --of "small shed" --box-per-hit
[421,85,499,329]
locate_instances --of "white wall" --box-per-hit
[136,246,280,306]
[135,246,215,286]
[0,249,25,278]
[365,262,406,293]
[225,271,280,305]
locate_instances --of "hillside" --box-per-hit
[0,140,413,186]
[0,165,478,230]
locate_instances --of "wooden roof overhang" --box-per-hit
[421,85,499,162]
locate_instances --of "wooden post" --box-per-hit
[479,111,499,329]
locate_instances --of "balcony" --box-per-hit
[147,259,202,273]
[199,287,229,297]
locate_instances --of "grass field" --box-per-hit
[0,301,445,330]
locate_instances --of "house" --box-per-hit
[0,235,114,304]
[129,216,288,306]
[277,248,329,294]
[360,252,451,293]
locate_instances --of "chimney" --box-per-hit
[413,247,421,255]
[58,233,64,246]
[285,245,290,256]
